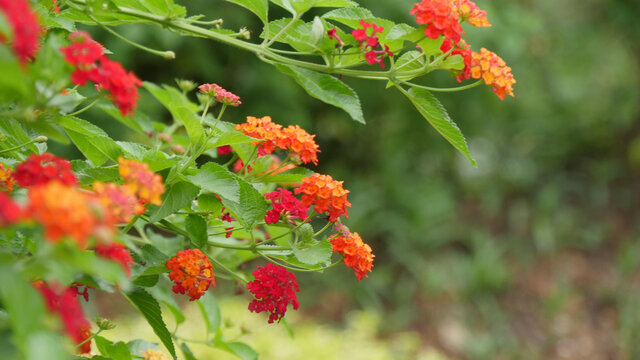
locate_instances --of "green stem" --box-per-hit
[0,136,47,154]
[258,212,314,246]
[401,79,483,92]
[264,13,301,47]
[259,253,343,272]
[89,14,175,59]
[66,97,101,117]
[240,147,258,174]
[208,257,248,283]
[76,329,103,348]
[200,100,211,125]
[313,221,333,237]
[211,104,226,132]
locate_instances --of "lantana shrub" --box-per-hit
[0,0,515,358]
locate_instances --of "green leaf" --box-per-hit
[26,332,68,360]
[0,118,39,158]
[59,116,124,166]
[222,179,267,230]
[187,162,240,203]
[226,0,268,23]
[0,47,30,101]
[132,274,159,287]
[197,291,221,334]
[197,193,223,217]
[127,339,159,358]
[122,287,176,359]
[99,103,154,134]
[275,64,365,123]
[270,0,356,13]
[441,54,465,70]
[291,238,333,265]
[406,87,476,166]
[95,336,132,360]
[186,214,208,249]
[208,122,257,148]
[261,166,314,183]
[216,341,259,360]
[151,286,185,325]
[180,343,198,360]
[144,82,203,146]
[386,50,425,88]
[148,181,200,222]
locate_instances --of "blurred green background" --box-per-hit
[72,0,640,358]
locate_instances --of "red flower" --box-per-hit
[351,19,383,48]
[61,31,142,116]
[294,174,350,222]
[0,0,41,64]
[14,153,77,187]
[364,45,394,69]
[217,145,232,155]
[327,28,344,47]
[118,157,165,206]
[95,243,134,276]
[166,249,215,301]
[247,263,299,323]
[410,0,464,45]
[329,231,374,281]
[92,181,145,224]
[264,188,309,225]
[441,39,472,82]
[0,192,21,226]
[0,163,15,193]
[34,283,92,354]
[199,83,242,106]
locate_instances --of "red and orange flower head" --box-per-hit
[469,48,516,100]
[166,249,215,301]
[198,83,242,107]
[329,232,374,281]
[276,125,320,165]
[264,188,309,225]
[92,181,145,223]
[34,283,92,354]
[95,243,134,276]
[0,192,22,226]
[235,116,283,155]
[15,153,77,187]
[0,163,15,193]
[247,263,299,324]
[294,174,351,222]
[0,0,41,64]
[118,157,165,206]
[410,0,464,44]
[27,181,97,247]
[449,0,490,27]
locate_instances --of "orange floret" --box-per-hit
[470,48,515,100]
[166,249,215,301]
[294,174,350,222]
[92,181,145,223]
[449,0,491,27]
[277,125,320,165]
[142,349,170,360]
[27,181,97,247]
[235,116,283,155]
[0,163,15,193]
[118,157,165,205]
[329,231,374,281]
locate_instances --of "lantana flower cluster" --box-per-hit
[410,0,516,99]
[295,174,351,222]
[60,31,142,115]
[329,231,375,281]
[0,0,41,64]
[166,249,216,301]
[198,83,242,106]
[247,263,300,323]
[33,282,92,354]
[264,188,309,225]
[235,116,320,165]
[329,19,393,68]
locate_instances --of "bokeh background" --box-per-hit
[66,0,640,358]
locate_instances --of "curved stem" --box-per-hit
[89,14,174,59]
[313,221,333,237]
[264,13,301,47]
[208,256,248,283]
[258,212,314,246]
[401,79,483,92]
[66,97,100,117]
[0,136,47,154]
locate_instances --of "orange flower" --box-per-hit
[27,181,97,247]
[118,157,165,205]
[235,116,283,155]
[142,349,170,360]
[0,163,15,193]
[449,0,490,27]
[235,117,320,164]
[294,174,350,222]
[470,48,515,100]
[92,181,145,223]
[276,125,320,165]
[329,231,374,281]
[166,249,215,301]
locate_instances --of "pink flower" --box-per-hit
[199,83,242,107]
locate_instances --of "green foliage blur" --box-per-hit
[70,0,640,358]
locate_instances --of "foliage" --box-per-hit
[0,0,518,359]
